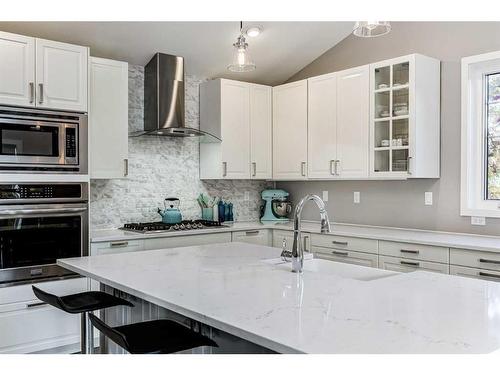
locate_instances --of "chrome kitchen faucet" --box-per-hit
[291,195,331,273]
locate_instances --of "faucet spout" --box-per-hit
[291,194,331,273]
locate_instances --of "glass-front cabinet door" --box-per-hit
[370,55,413,178]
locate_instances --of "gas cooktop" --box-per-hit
[120,220,227,234]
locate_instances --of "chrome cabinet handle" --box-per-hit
[252,162,256,177]
[303,235,310,252]
[400,249,420,254]
[301,162,306,176]
[332,240,348,246]
[335,160,340,176]
[38,83,44,104]
[245,230,259,236]
[479,271,500,279]
[400,260,420,267]
[110,241,129,248]
[26,301,48,309]
[330,160,335,175]
[479,258,500,265]
[29,82,34,104]
[332,250,348,256]
[222,162,227,177]
[407,156,412,175]
[124,159,129,177]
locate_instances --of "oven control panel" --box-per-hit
[0,184,84,201]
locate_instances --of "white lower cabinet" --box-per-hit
[313,246,378,268]
[91,239,144,255]
[450,265,500,282]
[272,230,311,252]
[232,229,271,246]
[0,277,87,354]
[378,255,449,274]
[143,232,231,251]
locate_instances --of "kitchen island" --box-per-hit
[58,242,500,354]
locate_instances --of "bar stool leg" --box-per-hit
[80,312,87,354]
[87,313,94,354]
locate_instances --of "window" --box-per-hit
[461,51,500,217]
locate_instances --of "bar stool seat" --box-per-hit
[32,285,133,354]
[32,286,134,313]
[89,313,218,354]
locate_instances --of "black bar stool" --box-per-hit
[32,285,134,354]
[88,313,218,354]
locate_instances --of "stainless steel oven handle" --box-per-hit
[0,207,87,216]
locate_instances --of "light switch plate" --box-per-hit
[353,191,360,204]
[424,192,433,206]
[244,191,250,201]
[322,191,328,202]
[471,216,486,226]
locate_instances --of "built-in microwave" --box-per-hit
[0,106,87,174]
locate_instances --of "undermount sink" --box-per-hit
[262,256,398,281]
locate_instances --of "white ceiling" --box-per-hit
[0,22,352,85]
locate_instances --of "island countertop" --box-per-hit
[58,242,500,354]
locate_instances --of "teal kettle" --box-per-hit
[158,197,182,224]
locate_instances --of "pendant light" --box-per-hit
[227,21,256,72]
[353,21,391,37]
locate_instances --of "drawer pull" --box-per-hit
[26,301,48,309]
[110,241,129,248]
[331,250,348,256]
[479,271,500,279]
[400,260,420,267]
[400,249,420,255]
[479,258,500,265]
[332,241,348,246]
[245,230,259,236]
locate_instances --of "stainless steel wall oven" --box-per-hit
[0,183,89,287]
[0,106,88,174]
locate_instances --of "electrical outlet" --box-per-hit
[244,191,250,201]
[322,191,328,202]
[353,191,360,204]
[424,192,433,206]
[471,216,486,226]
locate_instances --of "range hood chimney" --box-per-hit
[134,52,218,140]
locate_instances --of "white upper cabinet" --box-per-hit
[200,79,271,180]
[89,57,128,179]
[272,80,308,180]
[307,73,337,179]
[0,32,35,107]
[0,31,88,112]
[250,84,272,179]
[36,39,88,112]
[370,54,440,178]
[336,65,370,179]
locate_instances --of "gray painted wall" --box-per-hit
[278,22,500,235]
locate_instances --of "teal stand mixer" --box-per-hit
[260,189,292,222]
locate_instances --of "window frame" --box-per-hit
[461,50,500,218]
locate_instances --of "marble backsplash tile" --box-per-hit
[90,65,270,229]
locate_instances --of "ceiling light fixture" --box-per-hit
[245,26,262,38]
[353,21,391,38]
[227,21,256,73]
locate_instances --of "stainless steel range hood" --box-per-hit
[132,53,219,141]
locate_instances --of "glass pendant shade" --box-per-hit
[353,21,391,37]
[228,35,256,72]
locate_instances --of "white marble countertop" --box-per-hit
[91,220,500,253]
[59,242,500,353]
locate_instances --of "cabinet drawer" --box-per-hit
[450,248,500,271]
[379,241,448,263]
[313,246,378,268]
[91,239,144,255]
[450,265,500,282]
[143,232,231,251]
[232,229,271,246]
[311,233,378,254]
[379,255,449,274]
[272,230,311,252]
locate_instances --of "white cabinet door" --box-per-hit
[313,247,378,268]
[379,255,449,274]
[143,233,231,251]
[272,80,308,180]
[336,65,370,179]
[221,80,250,179]
[307,73,338,179]
[250,84,272,179]
[89,57,128,179]
[0,31,35,107]
[36,38,88,112]
[232,229,271,246]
